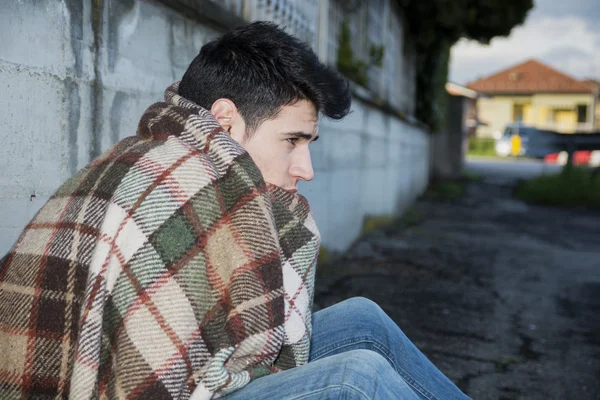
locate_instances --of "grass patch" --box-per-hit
[514,166,600,209]
[317,246,330,266]
[423,180,465,202]
[468,138,496,157]
[361,214,396,236]
[398,207,425,227]
[462,170,483,182]
[362,207,425,237]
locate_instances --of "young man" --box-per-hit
[0,22,469,399]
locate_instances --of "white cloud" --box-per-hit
[449,11,600,85]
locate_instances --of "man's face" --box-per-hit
[237,100,318,192]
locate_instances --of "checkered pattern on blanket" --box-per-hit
[0,82,319,399]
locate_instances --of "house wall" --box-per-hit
[477,97,513,137]
[476,93,595,137]
[0,0,429,254]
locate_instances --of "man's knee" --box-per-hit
[341,297,386,322]
[345,349,390,372]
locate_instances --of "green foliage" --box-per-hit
[362,214,396,236]
[515,166,600,209]
[318,246,330,266]
[337,20,385,87]
[423,180,465,202]
[396,0,533,132]
[462,170,483,182]
[398,207,424,227]
[337,20,368,86]
[369,44,385,67]
[468,138,496,157]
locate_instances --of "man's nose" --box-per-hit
[290,149,314,182]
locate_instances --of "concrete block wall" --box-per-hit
[301,101,430,251]
[0,0,430,254]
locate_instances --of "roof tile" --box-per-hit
[466,59,592,94]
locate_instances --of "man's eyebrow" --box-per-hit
[281,131,319,142]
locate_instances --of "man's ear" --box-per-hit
[210,99,247,144]
[210,99,235,132]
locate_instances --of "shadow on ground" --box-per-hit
[314,178,600,400]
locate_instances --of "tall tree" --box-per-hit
[396,0,534,131]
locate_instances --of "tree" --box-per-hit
[396,0,534,131]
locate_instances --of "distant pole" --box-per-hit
[566,135,575,168]
[317,0,329,63]
[591,63,598,130]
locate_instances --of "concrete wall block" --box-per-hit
[382,167,402,214]
[329,131,362,170]
[0,2,69,76]
[101,88,159,152]
[100,2,177,90]
[73,82,96,172]
[319,117,350,133]
[392,169,412,212]
[0,227,24,258]
[0,70,70,197]
[360,168,388,216]
[310,127,332,171]
[387,141,403,166]
[327,101,366,133]
[0,194,51,255]
[363,106,387,138]
[299,171,332,241]
[363,137,388,168]
[99,1,221,92]
[388,118,406,139]
[326,169,364,251]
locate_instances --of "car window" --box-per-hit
[516,127,531,138]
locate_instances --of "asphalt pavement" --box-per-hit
[314,157,600,400]
[465,156,563,182]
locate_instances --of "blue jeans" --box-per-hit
[223,297,470,399]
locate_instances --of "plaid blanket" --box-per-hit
[0,83,319,399]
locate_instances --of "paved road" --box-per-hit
[314,159,600,399]
[465,156,562,182]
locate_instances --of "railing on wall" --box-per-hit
[212,0,244,16]
[210,0,319,49]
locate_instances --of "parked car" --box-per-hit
[494,130,511,157]
[545,150,600,166]
[495,124,562,159]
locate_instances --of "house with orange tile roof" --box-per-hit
[467,59,599,137]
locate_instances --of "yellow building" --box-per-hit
[467,60,598,138]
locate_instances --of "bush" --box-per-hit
[361,214,395,236]
[423,180,465,202]
[515,166,600,209]
[468,138,496,157]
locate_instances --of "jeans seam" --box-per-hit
[339,383,370,400]
[312,337,440,400]
[282,383,370,400]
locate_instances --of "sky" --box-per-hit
[449,0,600,85]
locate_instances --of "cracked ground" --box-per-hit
[313,167,600,399]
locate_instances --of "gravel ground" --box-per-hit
[314,178,600,400]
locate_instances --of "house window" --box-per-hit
[577,104,588,123]
[513,104,524,122]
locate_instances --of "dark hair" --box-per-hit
[179,21,351,131]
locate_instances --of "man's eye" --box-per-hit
[286,138,298,145]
